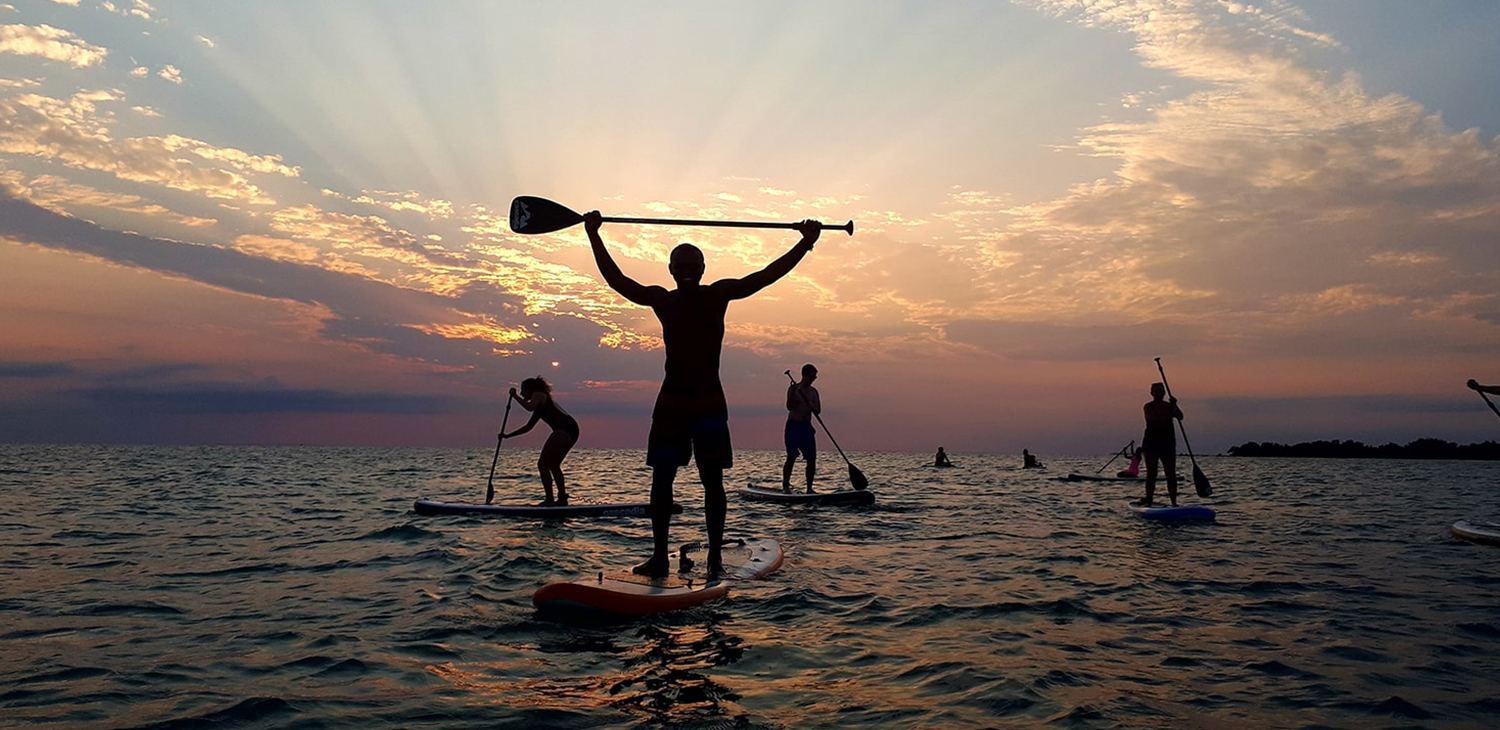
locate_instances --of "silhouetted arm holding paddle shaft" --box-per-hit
[585,211,661,305]
[1469,379,1500,396]
[500,388,545,438]
[715,220,820,300]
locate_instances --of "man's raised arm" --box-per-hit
[585,211,653,305]
[722,219,821,300]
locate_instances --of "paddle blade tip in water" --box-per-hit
[850,465,869,491]
[1194,467,1213,497]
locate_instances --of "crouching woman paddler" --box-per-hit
[501,377,579,506]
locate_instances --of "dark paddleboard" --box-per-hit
[413,499,680,518]
[1064,472,1143,482]
[533,537,783,615]
[1129,502,1216,521]
[738,482,876,506]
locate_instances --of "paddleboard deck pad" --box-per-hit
[1451,520,1500,546]
[413,499,681,518]
[1129,502,1216,521]
[533,537,784,615]
[739,483,875,506]
[1064,472,1143,482]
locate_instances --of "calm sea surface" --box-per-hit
[2,444,1498,729]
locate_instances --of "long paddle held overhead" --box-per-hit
[1155,357,1212,498]
[786,370,869,490]
[510,196,854,236]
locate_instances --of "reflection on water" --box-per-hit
[607,622,746,722]
[2,445,1499,728]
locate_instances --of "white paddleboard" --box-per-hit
[1451,520,1500,546]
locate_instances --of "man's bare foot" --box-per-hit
[705,554,725,581]
[632,555,669,578]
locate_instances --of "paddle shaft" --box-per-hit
[1479,389,1500,422]
[486,396,514,504]
[600,215,853,235]
[1097,440,1134,475]
[1155,358,1204,466]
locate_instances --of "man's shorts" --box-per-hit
[784,419,816,461]
[647,412,733,469]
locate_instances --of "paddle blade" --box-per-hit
[510,196,583,234]
[1193,466,1212,498]
[849,463,869,491]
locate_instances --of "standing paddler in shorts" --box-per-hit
[585,210,821,578]
[783,363,821,493]
[1140,382,1183,507]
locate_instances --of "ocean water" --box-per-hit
[2,444,1498,730]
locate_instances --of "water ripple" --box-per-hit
[2,446,1499,728]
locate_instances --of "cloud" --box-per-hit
[157,64,181,84]
[0,191,546,375]
[974,0,1500,352]
[71,383,456,415]
[0,23,106,66]
[0,170,218,227]
[101,0,155,22]
[0,361,74,378]
[0,89,286,204]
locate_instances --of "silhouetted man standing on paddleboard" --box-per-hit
[1140,382,1183,507]
[783,363,821,494]
[585,211,820,578]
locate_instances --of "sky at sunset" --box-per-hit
[3,0,1500,454]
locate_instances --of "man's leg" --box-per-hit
[633,465,676,576]
[1143,456,1158,506]
[805,454,816,493]
[700,463,726,575]
[782,453,796,492]
[1164,455,1178,506]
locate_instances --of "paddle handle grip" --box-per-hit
[600,215,854,235]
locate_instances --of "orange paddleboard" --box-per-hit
[533,537,783,615]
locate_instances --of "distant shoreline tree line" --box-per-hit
[1226,438,1500,460]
